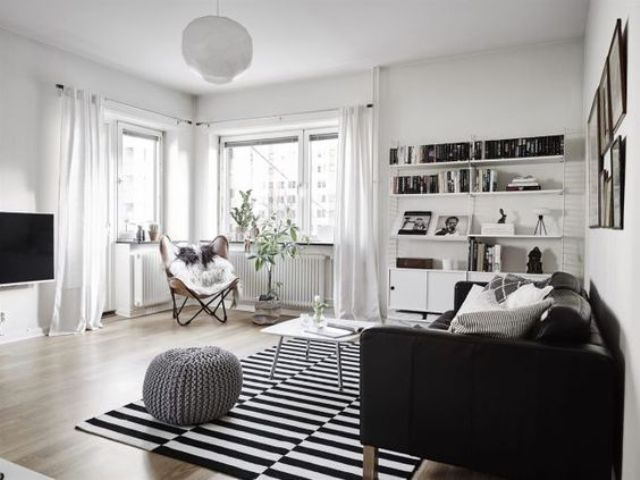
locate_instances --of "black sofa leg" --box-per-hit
[363,445,378,480]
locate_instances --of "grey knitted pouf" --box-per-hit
[142,346,243,426]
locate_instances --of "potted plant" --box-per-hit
[230,190,258,242]
[249,211,307,325]
[148,223,160,241]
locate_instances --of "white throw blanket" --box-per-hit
[166,243,237,297]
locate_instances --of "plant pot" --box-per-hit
[235,226,247,242]
[252,297,281,325]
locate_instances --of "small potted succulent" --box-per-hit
[230,190,258,243]
[148,223,160,241]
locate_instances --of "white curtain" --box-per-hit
[333,105,381,321]
[50,88,107,335]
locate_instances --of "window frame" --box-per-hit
[220,127,338,244]
[116,122,164,239]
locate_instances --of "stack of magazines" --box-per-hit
[506,176,541,191]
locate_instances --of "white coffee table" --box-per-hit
[261,317,374,390]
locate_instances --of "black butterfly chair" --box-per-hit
[160,235,239,326]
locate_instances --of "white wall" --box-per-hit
[584,2,640,478]
[0,27,195,341]
[377,41,585,312]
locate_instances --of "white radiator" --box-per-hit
[229,252,330,308]
[133,250,171,308]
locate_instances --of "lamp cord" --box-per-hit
[216,0,220,16]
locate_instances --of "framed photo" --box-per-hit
[587,91,601,228]
[433,214,470,237]
[600,146,614,228]
[397,211,431,235]
[607,19,626,133]
[598,63,613,155]
[611,136,626,229]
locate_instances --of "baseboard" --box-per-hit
[116,302,173,318]
[0,327,45,345]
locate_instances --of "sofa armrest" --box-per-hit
[360,326,615,479]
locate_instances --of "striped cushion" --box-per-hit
[450,298,553,338]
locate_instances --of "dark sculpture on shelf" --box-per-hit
[497,208,507,224]
[527,247,543,274]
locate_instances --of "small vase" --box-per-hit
[313,313,327,329]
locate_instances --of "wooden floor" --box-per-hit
[0,308,501,480]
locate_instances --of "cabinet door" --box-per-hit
[427,271,468,313]
[389,269,428,311]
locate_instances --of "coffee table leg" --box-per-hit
[270,337,284,380]
[305,340,310,361]
[336,342,343,390]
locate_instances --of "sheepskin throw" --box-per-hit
[166,243,237,296]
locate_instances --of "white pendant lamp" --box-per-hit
[182,1,253,84]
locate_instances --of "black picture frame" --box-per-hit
[600,144,614,228]
[587,91,601,228]
[607,19,627,133]
[398,211,431,235]
[598,63,613,156]
[611,136,625,229]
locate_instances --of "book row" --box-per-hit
[468,238,502,272]
[389,134,564,165]
[392,169,498,195]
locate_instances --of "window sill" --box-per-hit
[226,240,334,247]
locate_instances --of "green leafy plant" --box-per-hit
[249,211,308,300]
[230,190,258,230]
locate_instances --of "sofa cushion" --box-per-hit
[483,274,531,303]
[450,298,553,339]
[530,289,592,343]
[504,283,554,309]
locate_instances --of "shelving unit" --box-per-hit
[391,189,563,198]
[390,235,468,242]
[388,133,567,316]
[469,234,563,240]
[389,154,564,170]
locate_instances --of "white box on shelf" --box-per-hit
[481,223,515,236]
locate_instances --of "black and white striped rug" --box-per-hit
[76,338,420,479]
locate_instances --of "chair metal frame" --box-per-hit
[160,235,239,327]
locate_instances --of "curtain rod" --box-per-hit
[195,103,374,127]
[55,84,193,126]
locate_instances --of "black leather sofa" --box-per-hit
[360,273,616,480]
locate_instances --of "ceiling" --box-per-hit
[0,0,589,95]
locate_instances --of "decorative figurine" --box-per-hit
[497,208,507,224]
[526,247,543,274]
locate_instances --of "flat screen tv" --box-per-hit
[0,212,54,286]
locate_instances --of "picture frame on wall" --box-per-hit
[587,91,601,228]
[598,64,613,155]
[611,136,626,229]
[600,145,614,228]
[607,19,626,133]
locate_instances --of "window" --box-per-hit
[222,128,338,243]
[116,124,162,240]
[308,132,338,243]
